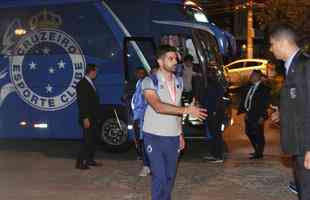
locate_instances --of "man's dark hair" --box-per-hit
[85,63,96,75]
[268,23,297,43]
[156,45,177,59]
[136,67,146,72]
[183,54,194,62]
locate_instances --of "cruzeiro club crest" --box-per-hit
[10,15,85,111]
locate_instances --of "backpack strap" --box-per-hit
[148,73,183,92]
[149,74,159,90]
[176,76,183,91]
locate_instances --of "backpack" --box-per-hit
[131,74,183,121]
[131,74,158,121]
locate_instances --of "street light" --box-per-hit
[14,28,27,36]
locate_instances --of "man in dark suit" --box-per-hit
[76,64,101,170]
[238,70,270,159]
[270,23,310,200]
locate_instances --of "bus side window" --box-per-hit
[185,38,200,65]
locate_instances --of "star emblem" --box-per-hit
[29,61,37,70]
[42,47,50,55]
[57,60,66,69]
[48,67,55,74]
[45,84,53,93]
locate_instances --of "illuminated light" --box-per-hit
[184,1,198,7]
[20,121,27,126]
[127,125,133,130]
[199,54,204,62]
[221,124,225,132]
[184,1,203,11]
[222,96,230,101]
[230,118,234,126]
[194,12,208,23]
[191,121,200,125]
[14,28,27,36]
[33,123,48,129]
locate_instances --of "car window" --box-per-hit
[245,61,261,68]
[228,62,245,69]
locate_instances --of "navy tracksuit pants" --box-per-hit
[143,132,180,200]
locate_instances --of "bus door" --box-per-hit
[192,29,232,131]
[123,37,156,84]
[192,29,226,87]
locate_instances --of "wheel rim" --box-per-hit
[101,118,128,146]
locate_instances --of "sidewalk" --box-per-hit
[0,111,296,200]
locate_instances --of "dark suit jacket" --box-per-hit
[239,82,271,122]
[76,77,101,125]
[280,50,310,155]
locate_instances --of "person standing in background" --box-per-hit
[76,64,102,170]
[270,23,310,200]
[131,67,151,177]
[238,70,270,159]
[202,72,226,163]
[182,54,201,100]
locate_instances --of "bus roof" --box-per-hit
[0,0,98,8]
[0,0,187,8]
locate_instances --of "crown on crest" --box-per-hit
[29,9,62,30]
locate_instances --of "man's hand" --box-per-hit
[184,98,207,121]
[270,105,280,123]
[83,118,91,129]
[179,134,185,151]
[304,151,310,170]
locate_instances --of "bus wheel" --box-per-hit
[100,118,132,153]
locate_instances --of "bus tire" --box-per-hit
[100,117,132,153]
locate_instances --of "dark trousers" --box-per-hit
[136,139,150,167]
[133,120,150,167]
[143,132,179,200]
[293,155,310,200]
[245,119,265,156]
[209,133,224,159]
[141,140,150,167]
[77,125,98,163]
[207,115,224,159]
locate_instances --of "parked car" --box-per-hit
[223,58,268,89]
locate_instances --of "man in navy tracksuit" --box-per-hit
[142,45,207,200]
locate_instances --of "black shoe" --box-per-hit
[249,154,263,160]
[203,155,216,161]
[87,160,102,167]
[209,158,224,163]
[76,161,90,170]
[249,152,256,156]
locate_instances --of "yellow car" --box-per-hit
[223,58,268,88]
